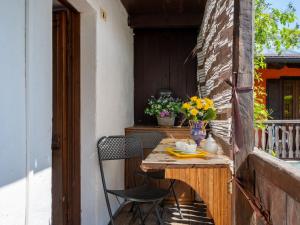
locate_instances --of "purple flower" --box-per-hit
[160,110,170,118]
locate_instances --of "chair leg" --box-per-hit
[137,204,145,225]
[155,204,164,225]
[128,206,138,225]
[103,192,115,225]
[129,202,135,212]
[170,180,183,219]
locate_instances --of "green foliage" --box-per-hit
[144,95,182,118]
[202,108,217,121]
[254,0,300,128]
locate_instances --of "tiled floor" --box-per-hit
[115,202,215,225]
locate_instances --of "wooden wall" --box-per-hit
[247,150,300,225]
[134,29,198,125]
[196,0,234,155]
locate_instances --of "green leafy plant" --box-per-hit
[254,0,300,128]
[144,95,182,118]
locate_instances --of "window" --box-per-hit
[267,77,300,119]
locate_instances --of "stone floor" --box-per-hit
[114,202,215,225]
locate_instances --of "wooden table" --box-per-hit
[141,139,233,225]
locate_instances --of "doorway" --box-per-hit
[52,1,80,225]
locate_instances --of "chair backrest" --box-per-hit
[127,131,166,149]
[97,136,143,225]
[97,135,143,193]
[97,135,143,161]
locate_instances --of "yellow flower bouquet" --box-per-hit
[181,96,216,123]
[181,96,217,145]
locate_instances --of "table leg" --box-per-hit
[165,167,232,225]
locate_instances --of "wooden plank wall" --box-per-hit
[134,29,198,125]
[247,150,300,225]
[196,0,234,155]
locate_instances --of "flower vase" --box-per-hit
[190,121,206,146]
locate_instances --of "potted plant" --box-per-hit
[181,96,217,145]
[144,95,182,127]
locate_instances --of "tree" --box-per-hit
[254,0,300,128]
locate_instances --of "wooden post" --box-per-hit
[233,0,254,171]
[267,125,273,153]
[254,128,259,148]
[274,125,280,156]
[288,126,294,158]
[233,0,254,224]
[296,126,300,158]
[261,127,266,151]
[282,126,287,158]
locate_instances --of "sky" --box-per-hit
[267,0,300,52]
[268,0,300,22]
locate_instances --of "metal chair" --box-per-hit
[97,135,169,225]
[127,132,183,218]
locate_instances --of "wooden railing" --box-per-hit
[255,120,300,159]
[242,150,300,224]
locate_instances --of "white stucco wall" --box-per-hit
[74,0,134,224]
[25,0,52,224]
[0,1,27,224]
[0,0,52,225]
[95,0,134,223]
[69,0,133,224]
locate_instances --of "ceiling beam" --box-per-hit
[128,13,203,28]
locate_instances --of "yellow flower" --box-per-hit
[190,108,199,116]
[203,104,210,110]
[196,99,203,109]
[190,96,199,102]
[204,98,214,108]
[182,103,191,109]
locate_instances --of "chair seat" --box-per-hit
[107,185,169,202]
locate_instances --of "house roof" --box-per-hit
[264,49,300,64]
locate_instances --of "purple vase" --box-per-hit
[190,121,206,146]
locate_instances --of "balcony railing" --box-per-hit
[255,120,300,159]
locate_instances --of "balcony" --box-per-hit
[255,120,300,159]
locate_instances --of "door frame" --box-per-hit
[53,1,81,224]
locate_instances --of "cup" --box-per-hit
[175,141,187,150]
[184,144,197,153]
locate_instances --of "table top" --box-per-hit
[141,138,233,171]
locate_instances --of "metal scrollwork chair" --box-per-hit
[97,135,168,225]
[128,131,183,218]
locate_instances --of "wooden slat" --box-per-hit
[288,126,294,158]
[165,167,232,225]
[282,126,287,158]
[296,126,300,158]
[262,127,266,151]
[249,150,300,203]
[267,126,273,153]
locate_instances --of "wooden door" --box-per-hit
[52,7,80,225]
[282,79,300,119]
[267,78,300,119]
[52,11,67,225]
[267,79,283,119]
